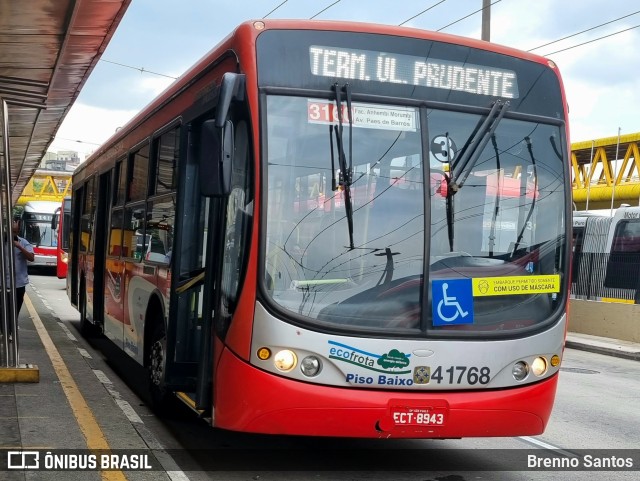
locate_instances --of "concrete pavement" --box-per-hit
[566,332,640,361]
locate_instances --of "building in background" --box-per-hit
[42,150,82,172]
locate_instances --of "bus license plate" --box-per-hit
[391,406,446,426]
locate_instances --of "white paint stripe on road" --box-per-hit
[93,371,192,479]
[93,369,112,385]
[166,469,192,481]
[114,397,144,424]
[78,348,92,359]
[57,321,78,341]
[519,436,578,457]
[32,280,191,480]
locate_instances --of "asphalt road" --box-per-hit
[28,272,640,481]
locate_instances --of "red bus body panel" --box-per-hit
[214,347,556,438]
[56,251,68,279]
[68,20,569,439]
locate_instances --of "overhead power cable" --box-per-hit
[398,1,449,26]
[310,0,341,20]
[263,0,288,19]
[543,23,640,56]
[100,59,178,79]
[437,0,502,32]
[55,137,102,146]
[528,9,640,52]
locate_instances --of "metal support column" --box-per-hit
[0,95,40,382]
[1,98,19,366]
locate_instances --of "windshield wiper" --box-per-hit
[331,82,355,250]
[510,136,538,258]
[449,100,510,193]
[444,100,509,252]
[488,134,501,257]
[38,227,48,247]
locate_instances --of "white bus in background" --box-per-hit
[572,204,640,303]
[19,200,59,268]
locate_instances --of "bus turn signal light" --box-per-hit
[257,347,271,360]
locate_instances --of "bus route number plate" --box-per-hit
[391,406,446,426]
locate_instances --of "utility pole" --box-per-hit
[481,0,491,41]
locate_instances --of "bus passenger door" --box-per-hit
[165,122,217,404]
[91,171,111,329]
[165,71,249,413]
[69,190,82,306]
[104,160,127,348]
[197,114,252,411]
[104,208,125,348]
[165,120,231,410]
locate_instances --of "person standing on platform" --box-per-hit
[3,216,35,340]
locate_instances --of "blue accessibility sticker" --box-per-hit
[432,279,474,326]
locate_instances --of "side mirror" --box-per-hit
[51,210,60,230]
[215,73,245,128]
[199,73,245,197]
[199,119,234,197]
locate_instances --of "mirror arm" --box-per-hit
[215,73,245,128]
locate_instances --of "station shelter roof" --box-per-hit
[0,0,131,204]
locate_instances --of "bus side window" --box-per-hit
[605,220,640,291]
[108,209,124,256]
[145,195,175,264]
[80,177,97,253]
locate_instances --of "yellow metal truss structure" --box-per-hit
[17,169,72,205]
[572,132,640,209]
[12,135,640,210]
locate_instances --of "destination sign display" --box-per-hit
[310,45,519,99]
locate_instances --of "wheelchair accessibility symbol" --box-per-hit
[432,279,474,326]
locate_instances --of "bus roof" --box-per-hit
[75,19,562,178]
[22,200,61,213]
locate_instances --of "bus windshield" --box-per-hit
[24,214,56,247]
[264,95,566,334]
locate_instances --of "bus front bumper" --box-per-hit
[214,347,558,438]
[29,254,57,267]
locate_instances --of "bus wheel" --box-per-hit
[147,323,170,412]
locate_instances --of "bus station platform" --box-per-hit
[0,283,186,479]
[0,282,638,478]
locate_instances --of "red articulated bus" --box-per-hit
[68,20,571,438]
[52,197,72,279]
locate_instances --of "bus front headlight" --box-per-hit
[300,356,322,377]
[274,349,297,372]
[512,361,529,381]
[531,357,548,377]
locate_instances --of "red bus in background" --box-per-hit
[52,197,72,279]
[68,20,571,439]
[20,200,59,268]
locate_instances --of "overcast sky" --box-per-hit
[50,0,640,158]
